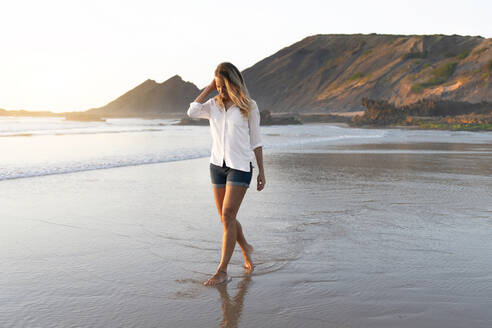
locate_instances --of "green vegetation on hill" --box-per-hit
[411,62,458,93]
[348,72,365,81]
[456,48,471,59]
[444,48,472,59]
[418,122,492,131]
[474,47,488,55]
[484,59,492,78]
[386,37,397,45]
[402,50,428,60]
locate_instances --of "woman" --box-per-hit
[186,62,266,286]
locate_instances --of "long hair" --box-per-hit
[214,62,253,118]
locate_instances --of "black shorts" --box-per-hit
[210,160,253,188]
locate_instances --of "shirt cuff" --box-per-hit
[187,102,203,117]
[251,142,263,150]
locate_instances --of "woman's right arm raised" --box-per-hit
[186,80,216,119]
[194,79,216,103]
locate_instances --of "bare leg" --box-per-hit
[236,220,254,270]
[205,185,248,286]
[212,187,254,270]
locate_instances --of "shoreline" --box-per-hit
[3,114,492,132]
[351,123,492,132]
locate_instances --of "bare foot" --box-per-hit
[242,244,254,271]
[203,270,228,286]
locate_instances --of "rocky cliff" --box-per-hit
[242,33,492,113]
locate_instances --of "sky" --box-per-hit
[1,0,491,113]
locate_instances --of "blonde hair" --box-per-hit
[214,62,253,118]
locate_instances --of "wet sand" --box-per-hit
[1,141,492,327]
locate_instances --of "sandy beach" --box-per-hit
[0,119,492,328]
[2,130,492,327]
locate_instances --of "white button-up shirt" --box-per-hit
[187,97,262,172]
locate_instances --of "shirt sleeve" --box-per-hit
[248,100,263,150]
[187,98,212,119]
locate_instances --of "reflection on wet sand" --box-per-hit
[217,276,252,328]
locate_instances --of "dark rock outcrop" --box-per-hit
[174,109,301,126]
[174,117,209,126]
[352,97,492,126]
[259,110,302,125]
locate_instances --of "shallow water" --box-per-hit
[260,147,492,327]
[1,119,492,327]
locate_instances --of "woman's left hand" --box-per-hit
[257,172,266,191]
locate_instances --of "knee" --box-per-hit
[221,208,237,227]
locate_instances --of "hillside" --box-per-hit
[85,75,200,117]
[242,33,492,113]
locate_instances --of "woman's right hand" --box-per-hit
[193,79,216,103]
[207,79,217,92]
